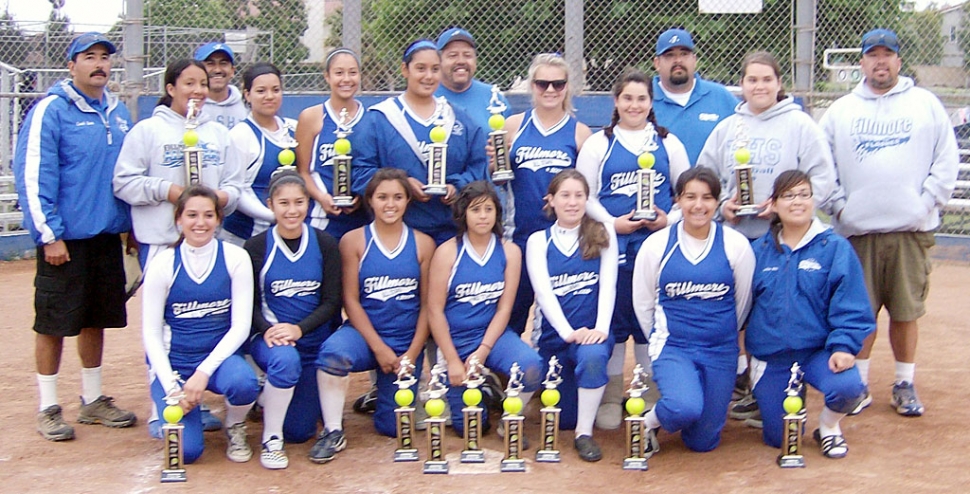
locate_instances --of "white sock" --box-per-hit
[644,407,661,431]
[634,344,651,369]
[607,344,626,375]
[895,362,915,384]
[318,370,349,432]
[856,359,870,385]
[225,401,254,428]
[38,373,59,411]
[818,406,844,437]
[260,381,295,443]
[575,386,605,438]
[81,366,103,405]
[737,354,748,375]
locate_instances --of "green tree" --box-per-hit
[901,8,943,66]
[44,9,73,68]
[248,0,309,65]
[0,11,27,66]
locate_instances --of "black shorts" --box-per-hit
[34,234,127,336]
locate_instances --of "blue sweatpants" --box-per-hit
[250,337,328,443]
[751,349,867,448]
[652,344,736,452]
[445,330,542,436]
[150,354,260,463]
[538,334,611,430]
[612,267,647,345]
[316,325,421,438]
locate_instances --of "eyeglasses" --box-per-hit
[778,191,813,202]
[534,79,567,92]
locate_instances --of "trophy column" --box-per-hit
[733,119,759,216]
[623,364,650,471]
[487,85,513,182]
[160,382,186,483]
[778,363,807,468]
[332,108,355,207]
[536,356,563,463]
[425,97,449,196]
[392,356,419,462]
[460,357,486,463]
[423,363,449,474]
[182,100,203,186]
[501,362,527,472]
[631,124,659,221]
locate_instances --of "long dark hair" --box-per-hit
[363,168,412,217]
[452,181,503,239]
[157,59,207,108]
[740,51,787,102]
[173,184,222,247]
[543,169,609,260]
[604,69,669,140]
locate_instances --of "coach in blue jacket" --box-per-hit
[14,32,137,442]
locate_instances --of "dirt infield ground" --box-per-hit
[1,258,969,493]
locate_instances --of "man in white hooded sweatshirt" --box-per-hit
[820,29,958,417]
[194,42,247,129]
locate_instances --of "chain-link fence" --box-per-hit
[1,0,969,236]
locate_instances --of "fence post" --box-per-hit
[793,0,816,109]
[123,0,146,122]
[343,0,362,56]
[564,0,584,93]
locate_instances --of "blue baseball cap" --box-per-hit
[194,42,236,64]
[67,32,116,61]
[436,27,476,51]
[861,29,900,54]
[656,28,695,56]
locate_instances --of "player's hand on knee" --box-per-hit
[447,359,466,387]
[829,351,855,373]
[375,346,399,374]
[183,372,210,407]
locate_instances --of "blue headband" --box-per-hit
[403,39,438,62]
[325,48,360,70]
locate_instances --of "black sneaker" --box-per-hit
[644,427,660,458]
[732,372,750,401]
[574,434,602,462]
[352,386,378,414]
[309,429,347,464]
[729,394,759,420]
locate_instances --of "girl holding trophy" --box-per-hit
[527,169,617,462]
[427,181,542,437]
[296,48,371,240]
[576,69,690,430]
[141,186,260,464]
[243,170,343,468]
[745,170,873,459]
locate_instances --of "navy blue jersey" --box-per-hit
[358,223,421,342]
[308,101,369,238]
[223,119,293,239]
[444,234,506,348]
[537,228,601,351]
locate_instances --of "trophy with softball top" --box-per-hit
[536,356,563,463]
[425,97,449,196]
[331,108,355,207]
[460,356,486,463]
[392,356,419,462]
[501,362,527,473]
[623,364,650,471]
[487,85,513,182]
[182,99,203,185]
[632,123,660,221]
[423,362,449,474]
[161,373,187,483]
[778,362,806,468]
[733,118,759,216]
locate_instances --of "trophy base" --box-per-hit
[423,460,449,474]
[460,450,485,463]
[535,450,560,463]
[736,205,761,216]
[777,454,805,468]
[631,210,657,221]
[623,457,648,471]
[333,196,354,208]
[424,185,448,196]
[394,449,419,462]
[501,458,526,473]
[491,170,514,182]
[161,469,187,483]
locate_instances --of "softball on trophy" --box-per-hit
[734,147,751,165]
[540,388,560,407]
[637,152,655,169]
[394,388,414,407]
[625,396,647,416]
[334,137,351,156]
[489,114,505,131]
[163,404,183,424]
[503,396,523,415]
[278,149,296,166]
[430,126,447,143]
[425,398,446,417]
[783,395,803,415]
[463,387,483,407]
[183,129,199,147]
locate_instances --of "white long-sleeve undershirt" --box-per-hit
[229,115,297,226]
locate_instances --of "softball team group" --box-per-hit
[116,37,876,470]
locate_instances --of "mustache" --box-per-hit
[90,70,107,77]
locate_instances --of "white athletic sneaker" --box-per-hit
[226,422,253,462]
[260,436,288,469]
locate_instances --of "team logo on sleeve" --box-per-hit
[663,281,729,300]
[550,271,598,297]
[271,279,321,298]
[454,281,504,306]
[363,276,419,302]
[171,299,232,318]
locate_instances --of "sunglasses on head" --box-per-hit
[534,79,567,91]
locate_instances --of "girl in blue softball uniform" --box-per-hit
[746,170,873,459]
[296,48,371,240]
[243,170,342,469]
[501,53,592,335]
[527,169,617,462]
[577,69,690,430]
[427,181,543,436]
[141,185,260,464]
[632,167,755,455]
[220,63,297,246]
[314,169,435,462]
[356,39,488,246]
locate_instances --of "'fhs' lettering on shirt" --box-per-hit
[550,271,598,297]
[516,147,572,172]
[850,117,912,160]
[454,281,504,306]
[271,279,321,298]
[664,281,729,300]
[609,171,668,197]
[172,299,231,318]
[363,276,418,302]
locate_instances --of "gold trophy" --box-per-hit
[501,362,527,473]
[160,373,186,483]
[425,97,449,196]
[623,364,651,471]
[487,85,513,182]
[460,356,486,463]
[536,356,563,463]
[733,118,759,216]
[182,99,203,185]
[778,362,806,468]
[632,123,660,221]
[331,108,355,207]
[392,356,419,462]
[423,362,449,474]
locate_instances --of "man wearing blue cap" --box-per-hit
[821,29,958,419]
[435,28,511,136]
[651,28,738,166]
[194,42,247,129]
[14,31,137,441]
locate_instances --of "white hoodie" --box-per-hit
[203,85,248,129]
[113,105,244,245]
[820,76,958,237]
